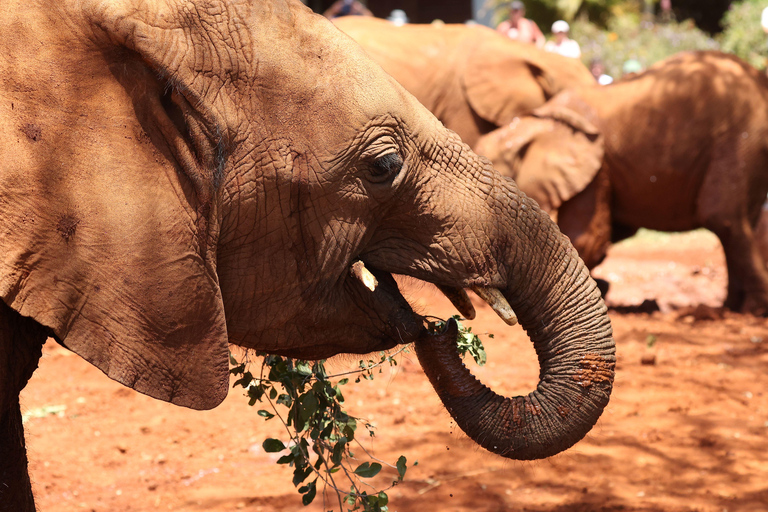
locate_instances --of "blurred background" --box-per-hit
[303,0,768,87]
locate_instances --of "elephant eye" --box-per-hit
[367,152,403,183]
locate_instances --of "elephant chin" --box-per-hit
[415,317,614,460]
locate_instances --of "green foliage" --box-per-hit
[231,351,408,511]
[572,13,719,80]
[483,0,721,79]
[718,0,768,70]
[429,315,489,366]
[230,317,491,510]
[482,0,639,28]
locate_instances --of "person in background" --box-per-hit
[763,5,768,34]
[387,9,409,26]
[496,1,545,47]
[324,0,372,19]
[659,0,673,23]
[544,20,581,59]
[590,58,613,85]
[761,6,768,75]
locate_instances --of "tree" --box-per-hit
[718,0,768,70]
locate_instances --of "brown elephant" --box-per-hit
[333,16,596,148]
[476,51,768,315]
[758,202,768,264]
[0,1,615,510]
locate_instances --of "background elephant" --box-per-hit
[0,0,614,510]
[476,51,768,315]
[759,201,768,264]
[334,16,596,148]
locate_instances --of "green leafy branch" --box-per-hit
[426,315,491,366]
[230,316,489,511]
[230,348,413,511]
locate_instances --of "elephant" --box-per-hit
[333,16,596,149]
[475,51,768,315]
[0,1,615,510]
[759,201,768,264]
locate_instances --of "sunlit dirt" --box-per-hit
[22,229,768,512]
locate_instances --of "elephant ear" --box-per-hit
[475,103,603,213]
[462,36,554,126]
[0,1,229,409]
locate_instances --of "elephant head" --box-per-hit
[460,35,596,130]
[475,100,611,269]
[333,17,597,147]
[0,0,614,464]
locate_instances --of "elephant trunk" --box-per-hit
[415,192,615,460]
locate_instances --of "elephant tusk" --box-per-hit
[437,285,476,320]
[350,260,378,292]
[471,286,518,326]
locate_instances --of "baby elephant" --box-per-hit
[476,51,768,315]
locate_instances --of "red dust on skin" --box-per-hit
[573,354,615,389]
[524,396,542,416]
[511,397,524,426]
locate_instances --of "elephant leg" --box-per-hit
[0,302,48,512]
[697,144,768,315]
[708,218,768,315]
[611,222,639,244]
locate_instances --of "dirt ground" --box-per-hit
[21,229,768,512]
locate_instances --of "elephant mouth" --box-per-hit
[349,260,518,340]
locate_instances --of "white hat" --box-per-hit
[387,9,409,26]
[552,20,570,33]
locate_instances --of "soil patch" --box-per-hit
[22,229,768,512]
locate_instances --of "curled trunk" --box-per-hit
[416,195,615,460]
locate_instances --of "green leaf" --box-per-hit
[233,372,253,388]
[353,462,382,478]
[296,361,312,376]
[292,465,313,486]
[319,421,334,440]
[301,480,317,505]
[299,390,319,424]
[276,454,294,465]
[262,438,286,453]
[247,384,265,402]
[257,409,274,420]
[331,439,347,465]
[396,456,407,480]
[277,393,292,407]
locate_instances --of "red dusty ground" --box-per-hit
[21,229,768,512]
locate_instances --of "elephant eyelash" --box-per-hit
[368,152,403,182]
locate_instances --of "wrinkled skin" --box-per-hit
[0,1,614,510]
[477,51,768,315]
[334,16,596,148]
